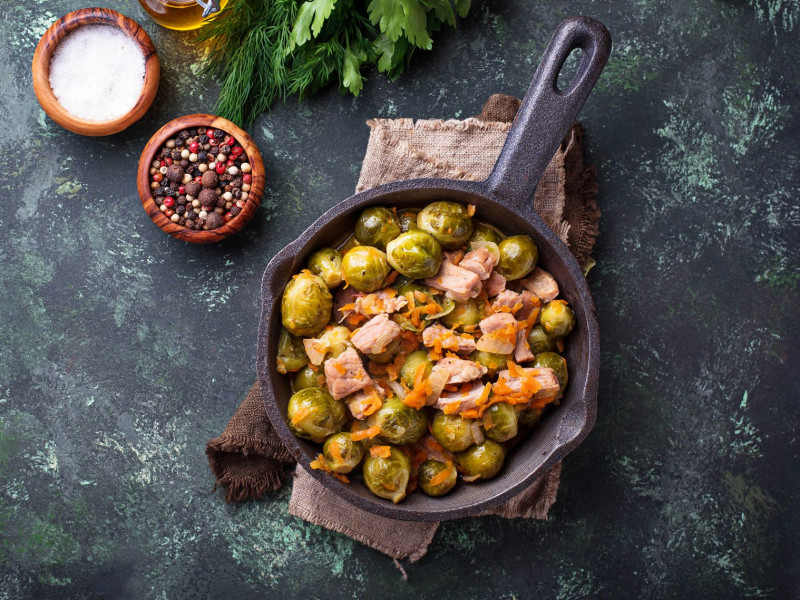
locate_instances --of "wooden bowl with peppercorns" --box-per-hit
[137,114,264,243]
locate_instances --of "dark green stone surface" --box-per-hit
[1,0,799,597]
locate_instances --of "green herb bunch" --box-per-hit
[196,0,472,127]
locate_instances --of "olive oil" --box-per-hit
[138,0,227,31]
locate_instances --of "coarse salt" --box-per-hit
[49,24,146,122]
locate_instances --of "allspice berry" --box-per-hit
[201,171,218,188]
[206,212,224,230]
[166,164,184,182]
[198,188,217,208]
[185,182,201,197]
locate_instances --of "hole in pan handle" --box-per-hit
[486,16,612,217]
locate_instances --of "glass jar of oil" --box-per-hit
[138,0,228,31]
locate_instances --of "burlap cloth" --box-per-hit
[207,94,600,562]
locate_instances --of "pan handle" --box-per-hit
[486,16,611,214]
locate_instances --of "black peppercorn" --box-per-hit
[214,129,224,139]
[230,206,241,216]
[206,212,224,229]
[185,182,201,197]
[232,188,242,199]
[199,134,208,143]
[197,151,207,161]
[177,195,187,205]
[170,150,182,161]
[166,164,184,183]
[176,205,186,215]
[186,210,197,220]
[184,129,195,138]
[231,177,243,188]
[175,138,184,147]
[180,159,189,168]
[220,144,231,154]
[199,189,217,208]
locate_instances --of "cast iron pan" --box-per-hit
[258,16,611,521]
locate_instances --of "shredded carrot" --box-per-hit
[351,425,381,441]
[384,270,399,286]
[442,401,461,414]
[329,439,344,462]
[332,473,350,484]
[507,360,524,377]
[290,406,314,425]
[333,363,347,375]
[467,204,476,217]
[370,445,391,458]
[338,302,356,312]
[309,453,329,471]
[475,382,493,406]
[427,438,444,452]
[429,461,454,486]
[557,338,565,352]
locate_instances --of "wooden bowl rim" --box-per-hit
[31,7,160,136]
[137,114,265,244]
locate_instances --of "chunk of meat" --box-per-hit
[350,313,401,354]
[425,261,482,303]
[513,328,534,363]
[517,290,540,321]
[484,271,507,297]
[432,357,488,384]
[345,383,384,420]
[494,367,560,401]
[421,323,477,354]
[324,347,370,399]
[444,249,465,265]
[475,312,517,354]
[354,289,408,316]
[521,267,560,303]
[459,247,498,281]
[491,289,523,313]
[433,382,489,415]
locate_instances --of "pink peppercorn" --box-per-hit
[164,197,175,208]
[189,142,199,153]
[215,162,226,175]
[242,174,252,184]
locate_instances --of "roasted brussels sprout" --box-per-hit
[496,235,538,280]
[440,298,482,331]
[527,324,557,355]
[456,440,506,480]
[481,402,518,442]
[533,351,568,397]
[355,207,402,250]
[539,300,575,338]
[386,230,443,279]
[277,328,309,374]
[318,326,352,358]
[418,460,457,497]
[417,201,474,249]
[518,407,544,428]
[287,388,346,443]
[400,350,433,388]
[397,208,421,232]
[292,365,323,391]
[469,350,508,378]
[341,246,391,293]
[430,411,476,452]
[469,222,505,246]
[281,271,333,337]
[363,446,411,503]
[366,397,428,445]
[307,248,343,289]
[323,432,364,473]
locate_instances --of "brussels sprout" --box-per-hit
[386,230,443,279]
[277,328,309,374]
[481,402,519,442]
[341,246,391,293]
[496,235,538,280]
[366,336,403,364]
[417,201,474,249]
[539,300,575,338]
[518,407,544,428]
[397,208,421,232]
[400,350,433,387]
[287,388,346,443]
[319,326,352,358]
[456,440,506,480]
[469,350,509,378]
[366,397,428,445]
[292,365,323,391]
[430,411,476,452]
[469,221,505,246]
[355,207,402,250]
[281,271,333,337]
[363,446,411,503]
[418,460,457,497]
[441,299,482,331]
[527,324,557,354]
[307,248,343,289]
[533,351,568,397]
[323,432,364,473]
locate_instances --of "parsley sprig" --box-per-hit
[196,0,471,127]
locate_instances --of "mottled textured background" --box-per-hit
[1,0,799,597]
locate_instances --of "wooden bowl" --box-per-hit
[137,114,265,243]
[32,8,159,136]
